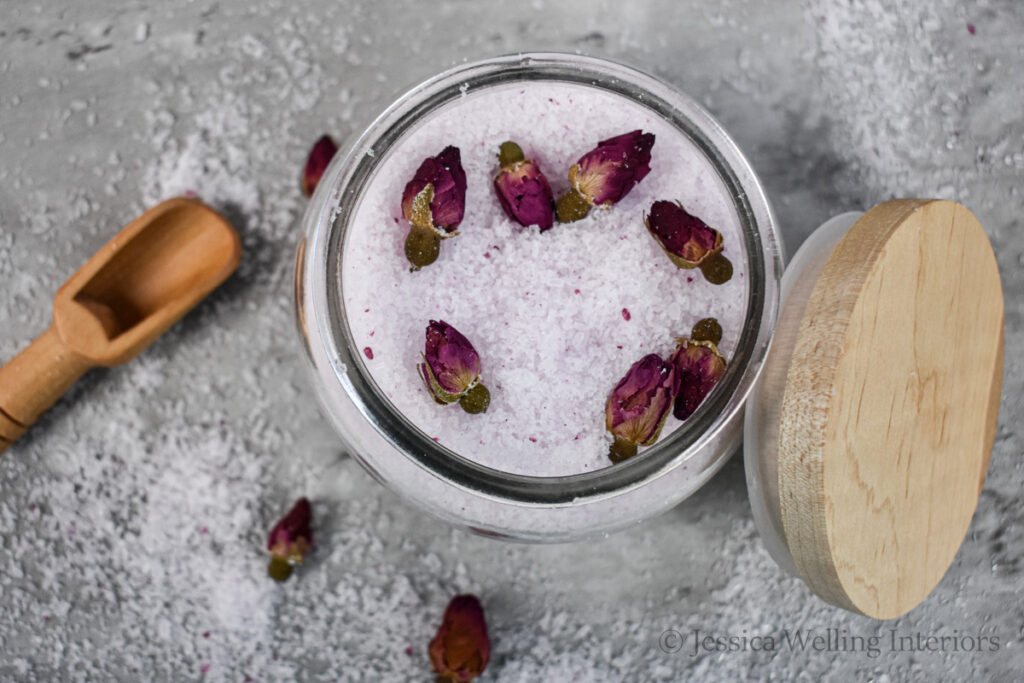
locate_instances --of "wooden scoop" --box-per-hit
[0,197,241,454]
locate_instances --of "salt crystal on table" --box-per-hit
[342,81,747,476]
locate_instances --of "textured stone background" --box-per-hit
[0,1,1021,681]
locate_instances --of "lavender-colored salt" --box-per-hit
[342,82,747,476]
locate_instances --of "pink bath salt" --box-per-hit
[622,308,631,321]
[363,347,374,360]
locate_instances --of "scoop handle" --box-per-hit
[0,326,92,454]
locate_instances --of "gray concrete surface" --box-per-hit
[0,0,1021,680]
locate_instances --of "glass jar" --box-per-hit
[295,52,783,542]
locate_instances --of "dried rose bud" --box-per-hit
[419,320,490,414]
[644,200,724,273]
[556,130,655,223]
[671,338,727,421]
[301,135,338,198]
[401,146,467,269]
[267,498,313,582]
[429,594,490,683]
[493,141,555,231]
[605,354,678,463]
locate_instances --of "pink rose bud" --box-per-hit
[429,595,490,683]
[671,338,726,420]
[644,200,724,269]
[419,320,490,414]
[266,498,313,582]
[492,141,555,231]
[605,354,678,463]
[301,135,338,198]
[401,146,467,269]
[557,130,655,223]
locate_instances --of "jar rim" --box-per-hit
[299,52,783,537]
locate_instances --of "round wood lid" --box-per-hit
[777,199,1004,619]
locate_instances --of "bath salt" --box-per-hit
[342,81,747,476]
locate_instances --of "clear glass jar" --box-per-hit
[295,52,783,542]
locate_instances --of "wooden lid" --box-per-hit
[777,199,1004,619]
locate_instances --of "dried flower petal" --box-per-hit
[419,321,489,413]
[493,141,555,231]
[671,338,727,420]
[402,146,467,236]
[429,595,490,683]
[267,498,313,582]
[605,354,678,462]
[557,130,654,223]
[301,135,338,198]
[644,200,724,270]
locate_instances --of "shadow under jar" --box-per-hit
[296,53,1004,619]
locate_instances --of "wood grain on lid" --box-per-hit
[777,199,1004,618]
